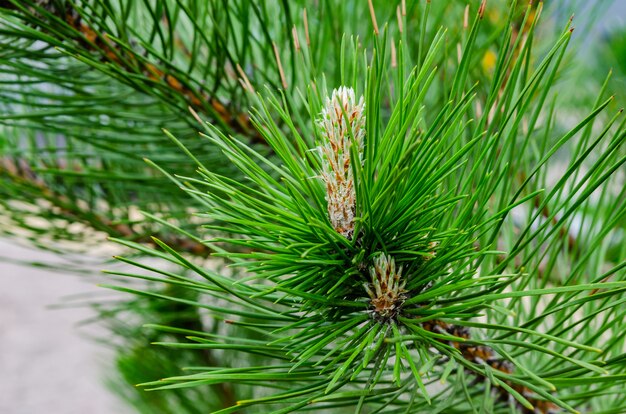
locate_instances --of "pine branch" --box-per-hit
[0,0,263,142]
[0,157,210,255]
[421,319,558,414]
[100,5,626,410]
[2,1,624,414]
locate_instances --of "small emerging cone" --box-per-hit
[365,254,407,320]
[317,86,365,239]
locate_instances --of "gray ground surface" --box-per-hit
[0,240,129,414]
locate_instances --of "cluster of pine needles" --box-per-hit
[1,1,625,413]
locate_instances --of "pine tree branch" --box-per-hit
[422,320,558,414]
[0,0,264,143]
[0,157,210,255]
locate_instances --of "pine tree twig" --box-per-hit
[422,320,559,414]
[0,158,210,255]
[1,1,265,144]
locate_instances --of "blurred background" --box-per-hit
[1,1,625,413]
[0,240,129,414]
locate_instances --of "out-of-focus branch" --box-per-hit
[0,0,264,143]
[0,158,210,255]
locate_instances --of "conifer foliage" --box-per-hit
[1,1,625,413]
